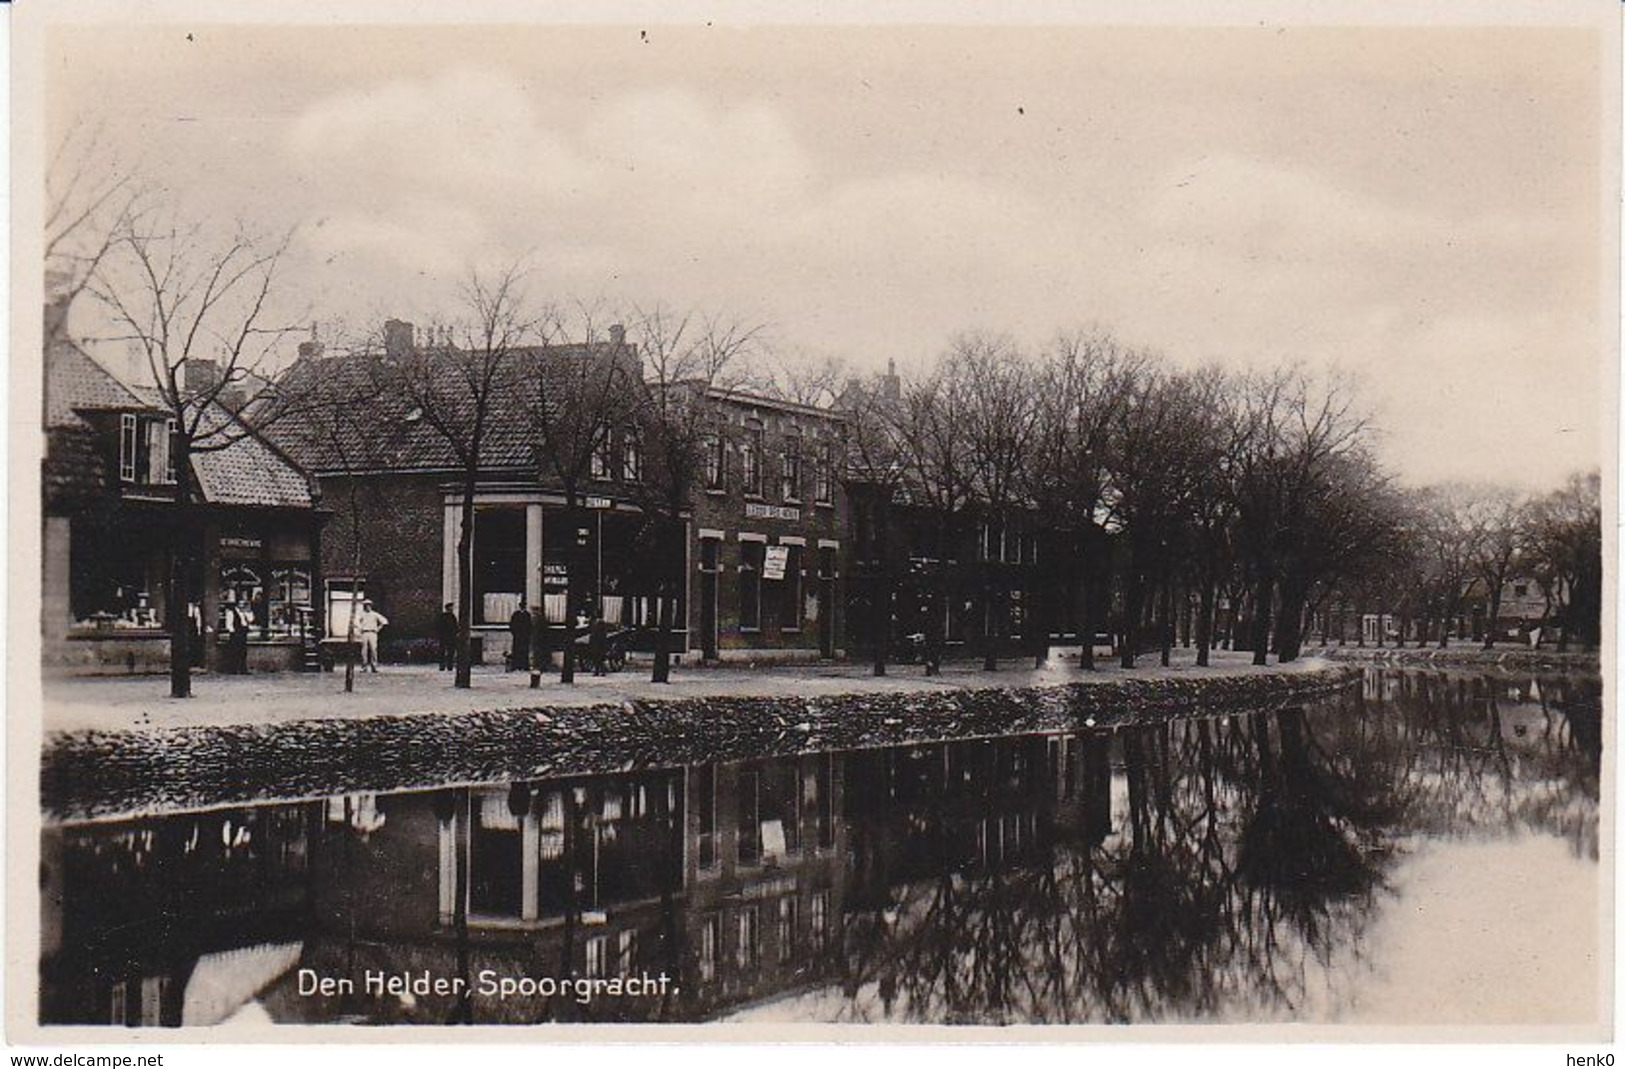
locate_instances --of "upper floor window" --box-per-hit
[703,433,725,491]
[120,413,177,486]
[780,431,802,502]
[119,414,139,483]
[742,420,764,497]
[815,441,835,504]
[590,431,612,480]
[622,427,642,483]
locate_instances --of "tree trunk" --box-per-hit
[982,561,999,672]
[560,501,579,684]
[455,479,476,689]
[1195,576,1216,668]
[1275,580,1306,663]
[1119,559,1141,669]
[168,439,195,699]
[1250,574,1273,666]
[529,604,544,688]
[1077,539,1096,672]
[872,500,889,677]
[652,540,674,683]
[1158,573,1173,668]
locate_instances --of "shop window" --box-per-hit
[815,442,835,504]
[780,430,802,501]
[473,507,526,625]
[260,567,312,637]
[780,544,802,633]
[220,565,264,635]
[704,434,726,490]
[622,427,642,483]
[742,420,764,496]
[739,542,764,631]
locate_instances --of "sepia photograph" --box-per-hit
[9,0,1617,1045]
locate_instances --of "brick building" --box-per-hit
[690,389,846,662]
[270,325,848,665]
[42,320,325,675]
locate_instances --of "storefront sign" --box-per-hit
[220,537,262,550]
[745,503,800,521]
[762,545,790,580]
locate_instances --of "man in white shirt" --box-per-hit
[356,599,389,673]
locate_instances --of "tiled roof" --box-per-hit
[268,344,638,475]
[190,403,317,509]
[44,339,159,428]
[42,334,316,511]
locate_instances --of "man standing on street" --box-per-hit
[437,603,459,671]
[357,599,389,673]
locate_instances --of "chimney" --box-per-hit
[185,358,221,395]
[882,358,901,401]
[384,319,415,360]
[297,323,325,361]
[608,323,626,348]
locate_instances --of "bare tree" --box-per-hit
[950,333,1041,671]
[381,263,535,688]
[46,120,142,317]
[626,306,763,683]
[85,213,303,697]
[527,304,639,685]
[840,367,914,675]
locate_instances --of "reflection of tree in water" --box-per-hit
[829,669,1600,1024]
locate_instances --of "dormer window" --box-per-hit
[120,413,178,485]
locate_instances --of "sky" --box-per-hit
[43,19,1612,489]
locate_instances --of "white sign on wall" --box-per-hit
[762,545,790,580]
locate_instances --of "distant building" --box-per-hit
[42,318,325,675]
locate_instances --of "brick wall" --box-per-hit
[317,472,445,649]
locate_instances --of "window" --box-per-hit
[781,431,802,501]
[267,567,313,636]
[742,420,764,496]
[735,906,759,969]
[777,897,799,962]
[811,892,829,948]
[622,427,642,482]
[699,915,720,982]
[586,935,609,978]
[148,419,175,484]
[696,763,717,869]
[473,507,526,625]
[780,544,802,632]
[1514,582,1529,597]
[704,433,725,490]
[470,789,524,918]
[739,542,764,631]
[738,770,761,864]
[617,929,637,973]
[119,414,138,482]
[815,442,835,504]
[591,431,612,479]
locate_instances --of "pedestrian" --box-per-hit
[356,599,389,673]
[508,606,532,672]
[436,603,458,671]
[220,597,250,674]
[589,613,609,677]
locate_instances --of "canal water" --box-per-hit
[40,667,1603,1028]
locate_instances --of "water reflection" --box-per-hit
[40,668,1601,1027]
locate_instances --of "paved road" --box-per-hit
[41,647,1323,736]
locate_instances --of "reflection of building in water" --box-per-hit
[41,734,1109,1026]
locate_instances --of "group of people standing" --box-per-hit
[429,602,614,675]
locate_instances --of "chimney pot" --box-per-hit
[609,323,626,347]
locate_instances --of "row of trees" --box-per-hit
[834,330,1602,674]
